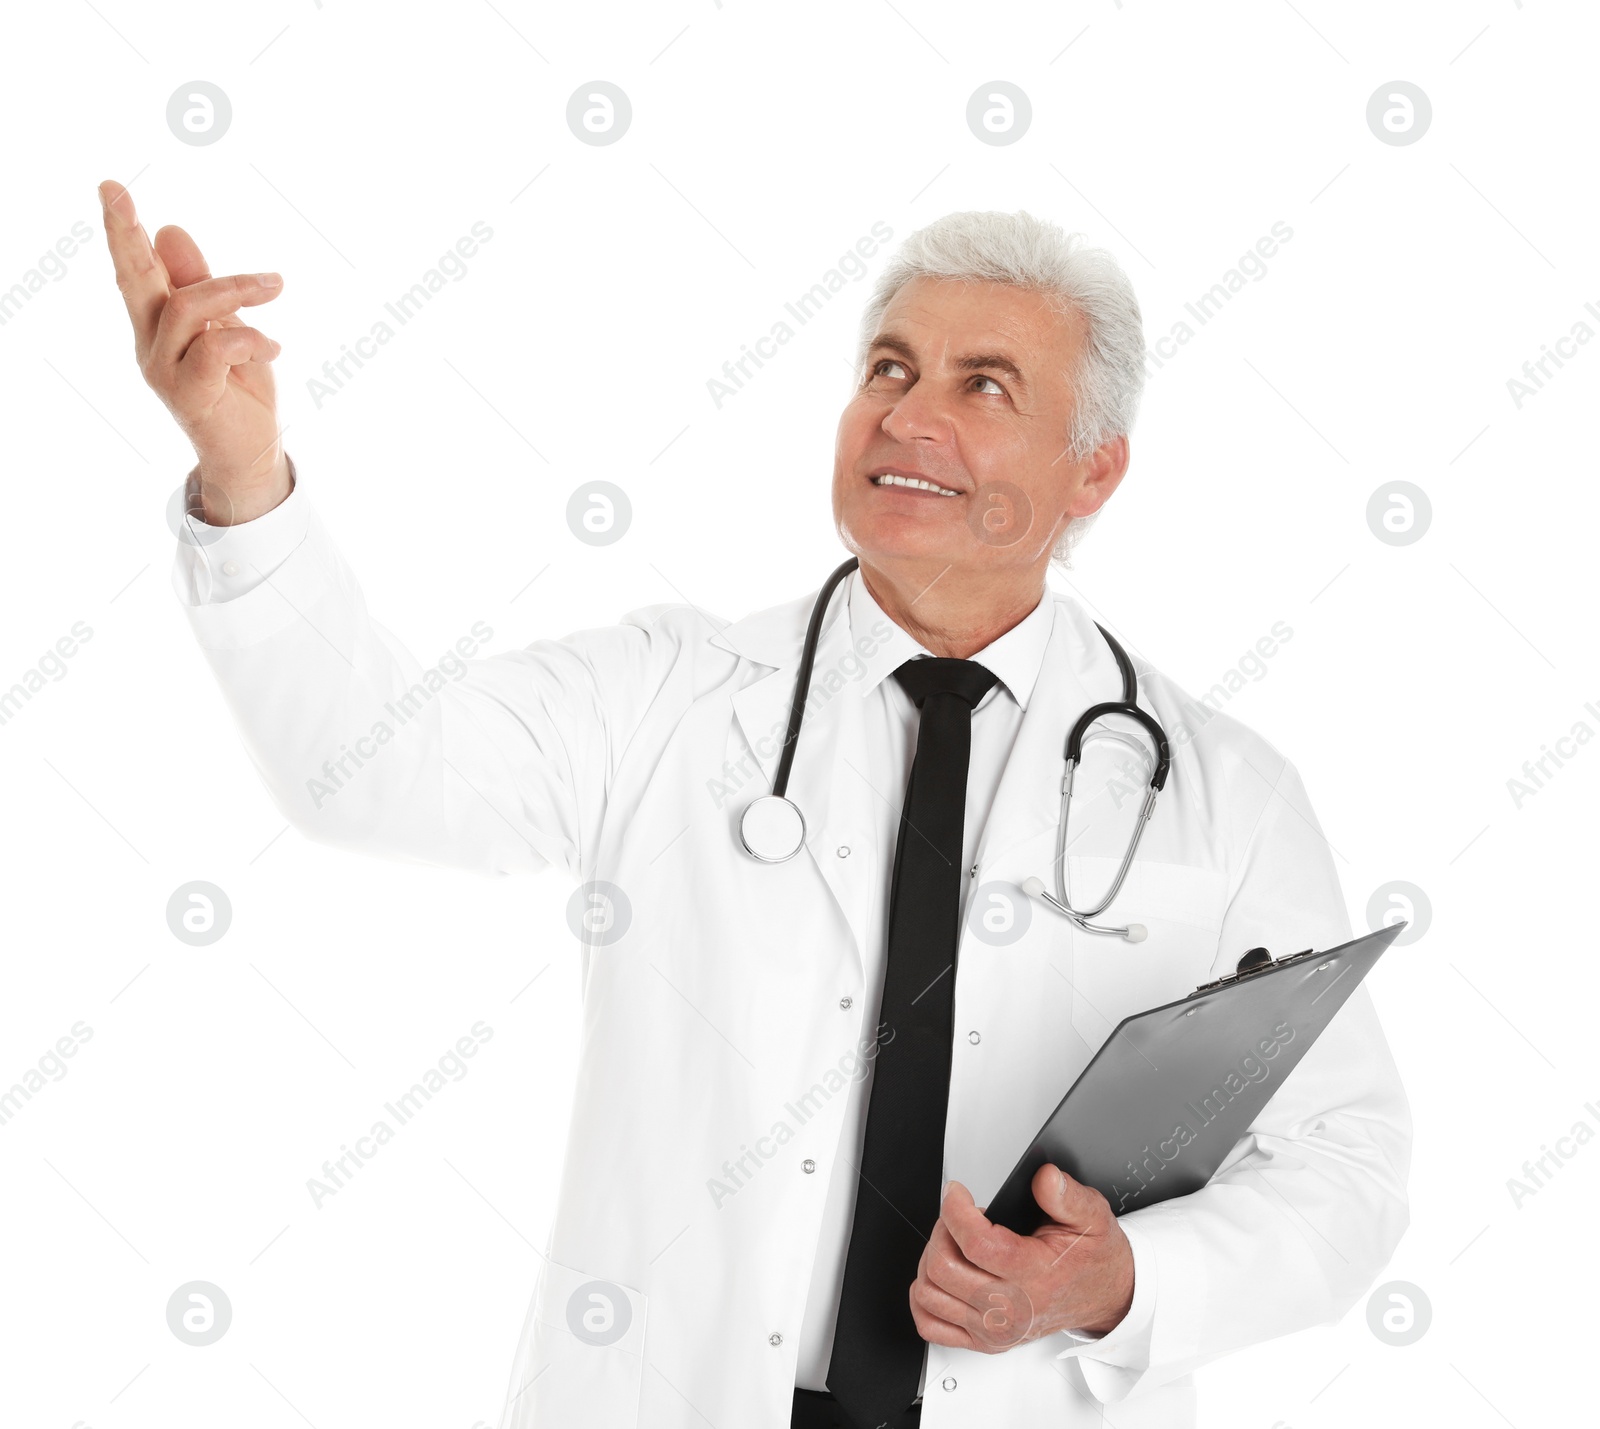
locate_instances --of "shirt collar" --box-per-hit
[846,568,1056,711]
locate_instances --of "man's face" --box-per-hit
[832,275,1125,575]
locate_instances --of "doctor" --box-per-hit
[99,181,1410,1429]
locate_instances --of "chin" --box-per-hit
[845,515,965,565]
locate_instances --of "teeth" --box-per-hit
[872,474,960,496]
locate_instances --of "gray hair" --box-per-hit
[854,211,1146,566]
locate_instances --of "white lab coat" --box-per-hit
[177,497,1411,1429]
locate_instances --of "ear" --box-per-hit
[1065,434,1130,520]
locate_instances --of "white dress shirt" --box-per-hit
[793,566,1059,1395]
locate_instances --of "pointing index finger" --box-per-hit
[99,178,171,357]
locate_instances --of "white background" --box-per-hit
[2,1,1595,1426]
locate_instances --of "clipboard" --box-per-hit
[982,922,1405,1236]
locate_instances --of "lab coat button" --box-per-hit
[942,1376,958,1392]
[968,1030,980,1044]
[220,559,240,577]
[802,1158,816,1174]
[836,845,850,858]
[839,996,853,1010]
[769,1332,783,1346]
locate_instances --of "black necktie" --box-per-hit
[827,656,1001,1429]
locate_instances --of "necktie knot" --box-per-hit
[892,656,1000,710]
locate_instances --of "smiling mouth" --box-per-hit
[870,472,962,497]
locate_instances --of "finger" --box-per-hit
[972,1279,1039,1348]
[153,224,213,289]
[915,1273,972,1344]
[920,1218,969,1290]
[909,1278,978,1350]
[912,1310,974,1350]
[939,1180,1031,1280]
[177,324,281,399]
[922,1218,1005,1311]
[1031,1163,1110,1233]
[99,178,170,357]
[150,274,284,369]
[919,1249,1000,1320]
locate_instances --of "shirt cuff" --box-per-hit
[170,456,308,606]
[1053,1216,1157,1368]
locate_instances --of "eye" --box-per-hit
[971,374,1005,396]
[870,358,909,380]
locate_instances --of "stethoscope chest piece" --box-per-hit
[739,794,807,863]
[737,556,859,866]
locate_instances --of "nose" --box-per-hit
[879,376,956,445]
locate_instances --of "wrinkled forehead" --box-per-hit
[870,274,1085,373]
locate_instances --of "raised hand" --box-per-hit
[98,177,290,524]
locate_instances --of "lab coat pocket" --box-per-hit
[1065,858,1228,1052]
[506,1258,648,1429]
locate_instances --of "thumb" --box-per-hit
[1031,1163,1100,1229]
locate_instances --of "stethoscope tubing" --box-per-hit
[770,556,860,801]
[747,559,1171,941]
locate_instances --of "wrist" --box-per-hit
[193,451,293,524]
[1077,1283,1134,1336]
[1074,1243,1136,1336]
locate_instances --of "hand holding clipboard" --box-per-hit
[982,922,1406,1236]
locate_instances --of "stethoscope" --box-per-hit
[737,557,1172,942]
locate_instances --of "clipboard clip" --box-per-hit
[1192,945,1314,995]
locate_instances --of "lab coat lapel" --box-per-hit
[715,588,878,981]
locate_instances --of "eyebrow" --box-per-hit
[867,333,1030,389]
